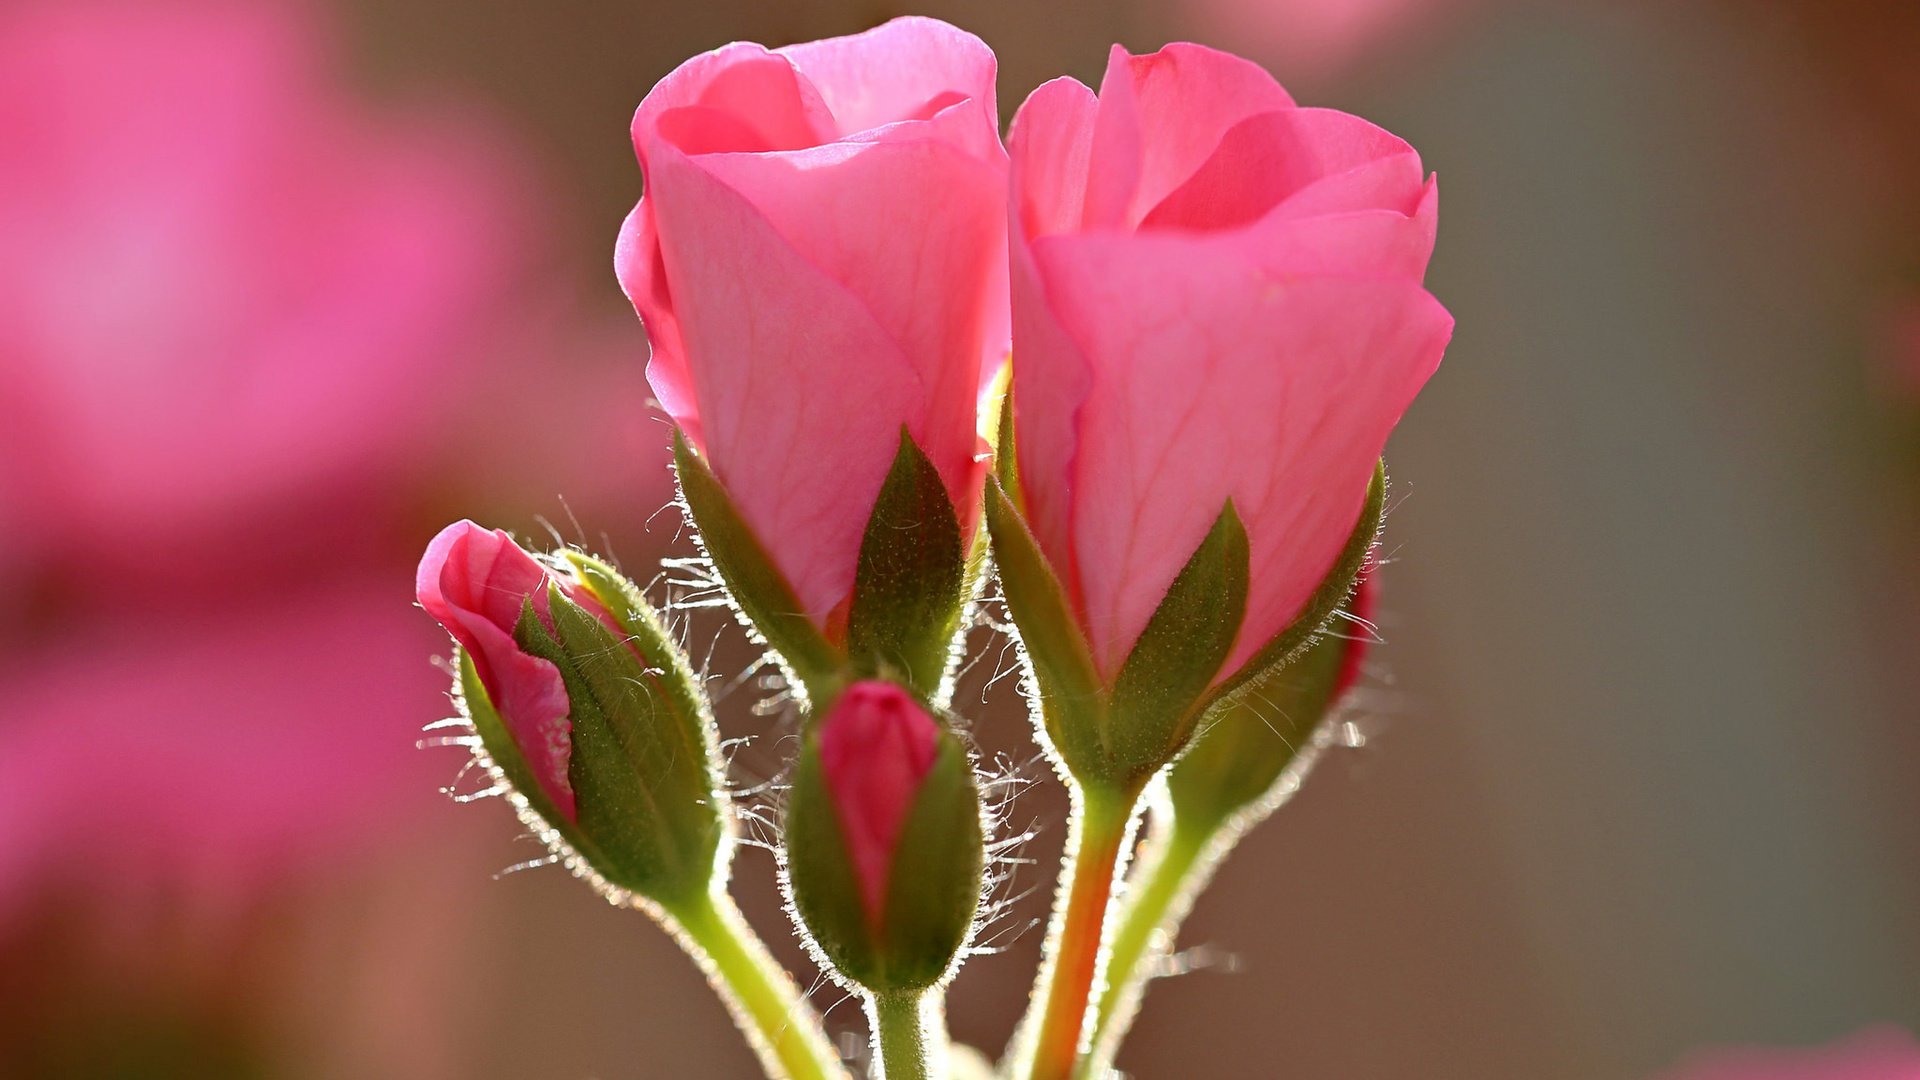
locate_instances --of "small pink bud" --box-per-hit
[816,681,942,924]
[415,521,619,820]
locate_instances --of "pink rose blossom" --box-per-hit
[615,16,1010,630]
[1649,1027,1920,1080]
[817,681,943,923]
[1007,42,1451,679]
[416,521,628,821]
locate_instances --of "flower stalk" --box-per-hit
[869,990,942,1080]
[1081,586,1377,1075]
[1013,781,1146,1080]
[1077,812,1217,1079]
[670,891,852,1080]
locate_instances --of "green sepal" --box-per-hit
[563,551,714,749]
[1103,500,1250,784]
[879,737,983,988]
[512,590,723,909]
[1206,459,1386,708]
[982,477,1105,773]
[783,746,871,980]
[1166,616,1350,832]
[785,732,983,993]
[673,429,843,704]
[845,430,967,700]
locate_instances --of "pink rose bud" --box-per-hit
[615,17,1008,671]
[1005,43,1451,687]
[416,521,726,908]
[783,681,983,993]
[817,682,942,922]
[1648,1027,1920,1080]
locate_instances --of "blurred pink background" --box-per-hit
[0,0,1915,1077]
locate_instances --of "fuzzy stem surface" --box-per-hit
[671,890,849,1080]
[1012,783,1145,1080]
[870,990,943,1080]
[1076,813,1223,1078]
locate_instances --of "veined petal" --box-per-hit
[1086,42,1298,230]
[1141,107,1420,232]
[1234,182,1440,282]
[685,136,1004,522]
[645,144,925,623]
[630,43,832,160]
[1031,235,1450,676]
[778,16,998,144]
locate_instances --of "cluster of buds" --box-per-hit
[417,15,1448,1080]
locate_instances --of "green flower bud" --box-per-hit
[782,682,985,993]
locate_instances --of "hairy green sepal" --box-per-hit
[508,587,723,909]
[846,430,968,699]
[989,463,1386,792]
[983,478,1105,773]
[1103,502,1250,785]
[1167,617,1351,830]
[1207,460,1386,706]
[989,479,1252,788]
[563,550,715,748]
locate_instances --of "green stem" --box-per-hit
[670,891,849,1080]
[1011,783,1146,1080]
[1077,814,1221,1079]
[869,990,940,1080]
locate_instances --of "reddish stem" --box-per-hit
[1024,786,1140,1080]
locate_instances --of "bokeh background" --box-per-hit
[2,0,1916,1077]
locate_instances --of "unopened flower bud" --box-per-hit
[989,37,1441,797]
[621,18,1005,702]
[416,521,726,910]
[783,681,984,993]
